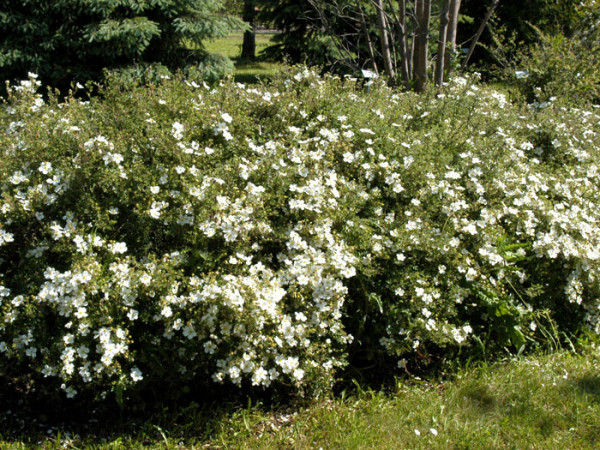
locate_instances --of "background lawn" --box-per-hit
[204,32,282,83]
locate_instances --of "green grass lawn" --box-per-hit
[203,347,600,449]
[3,346,600,448]
[204,32,282,83]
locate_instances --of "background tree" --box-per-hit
[413,0,431,91]
[457,0,580,71]
[241,0,257,60]
[258,0,350,67]
[0,0,243,90]
[260,0,482,90]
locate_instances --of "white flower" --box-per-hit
[150,186,160,194]
[293,368,305,381]
[182,324,197,339]
[9,171,28,185]
[221,112,233,123]
[109,242,127,254]
[252,367,269,386]
[139,274,152,286]
[172,122,184,140]
[62,384,78,398]
[39,162,53,174]
[161,306,173,318]
[149,206,162,219]
[222,129,233,141]
[0,229,15,246]
[131,367,143,382]
[204,341,217,354]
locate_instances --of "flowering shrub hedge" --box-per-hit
[0,70,599,402]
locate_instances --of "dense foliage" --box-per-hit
[258,0,346,67]
[461,0,581,58]
[502,1,600,105]
[0,0,242,90]
[0,69,598,404]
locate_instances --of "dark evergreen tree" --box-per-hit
[0,0,243,89]
[241,0,256,60]
[258,0,350,68]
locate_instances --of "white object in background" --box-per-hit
[361,69,378,79]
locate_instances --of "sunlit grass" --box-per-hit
[204,32,274,60]
[204,32,282,83]
[205,347,600,449]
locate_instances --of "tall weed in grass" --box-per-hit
[0,68,598,407]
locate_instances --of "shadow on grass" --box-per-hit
[571,374,600,402]
[232,59,279,84]
[458,383,498,413]
[0,375,296,446]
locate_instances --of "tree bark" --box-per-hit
[444,0,461,71]
[241,0,256,61]
[435,0,451,85]
[385,0,410,87]
[398,0,410,81]
[375,0,395,80]
[413,0,431,92]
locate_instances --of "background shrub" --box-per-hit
[488,1,600,105]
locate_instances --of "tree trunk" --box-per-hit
[413,0,431,92]
[241,0,256,61]
[385,0,410,88]
[357,0,379,75]
[461,0,500,70]
[444,0,461,71]
[375,0,395,80]
[398,0,410,83]
[435,0,451,85]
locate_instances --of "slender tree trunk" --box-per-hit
[413,0,423,85]
[385,0,410,88]
[414,0,431,92]
[398,0,410,80]
[357,0,379,75]
[444,0,461,71]
[461,0,500,69]
[241,0,256,61]
[375,0,395,80]
[435,0,451,85]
